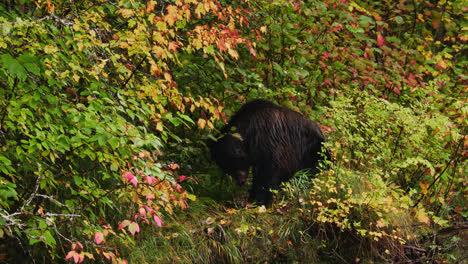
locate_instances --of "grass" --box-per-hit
[123,166,466,263]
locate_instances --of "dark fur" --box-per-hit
[208,99,329,205]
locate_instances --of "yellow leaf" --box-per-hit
[226,208,238,215]
[418,181,429,195]
[72,74,80,82]
[153,46,165,58]
[44,45,59,54]
[156,122,163,132]
[437,59,449,69]
[417,13,424,22]
[187,194,196,201]
[119,9,134,18]
[257,205,267,214]
[228,49,239,60]
[415,208,430,225]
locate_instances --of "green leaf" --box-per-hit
[97,134,108,147]
[359,15,374,27]
[109,137,119,149]
[43,231,56,246]
[177,113,195,124]
[394,16,404,24]
[1,53,27,81]
[0,155,12,166]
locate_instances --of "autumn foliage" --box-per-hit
[0,0,466,263]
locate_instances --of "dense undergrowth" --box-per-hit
[0,0,466,263]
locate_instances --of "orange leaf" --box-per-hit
[197,118,207,130]
[146,0,156,13]
[168,42,179,52]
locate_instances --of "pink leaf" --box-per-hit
[78,254,84,263]
[139,207,147,217]
[73,253,80,264]
[128,222,137,235]
[95,232,104,245]
[393,87,401,95]
[123,172,134,181]
[377,34,385,47]
[146,176,157,185]
[102,252,111,260]
[118,220,131,230]
[177,175,198,184]
[65,251,75,260]
[130,177,138,187]
[249,47,257,58]
[153,215,163,227]
[168,163,179,169]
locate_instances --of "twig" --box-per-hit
[412,135,464,208]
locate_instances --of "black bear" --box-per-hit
[208,99,330,205]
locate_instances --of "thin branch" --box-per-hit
[412,135,465,208]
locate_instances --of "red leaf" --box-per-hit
[377,34,385,47]
[95,232,104,245]
[393,87,401,95]
[154,215,163,227]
